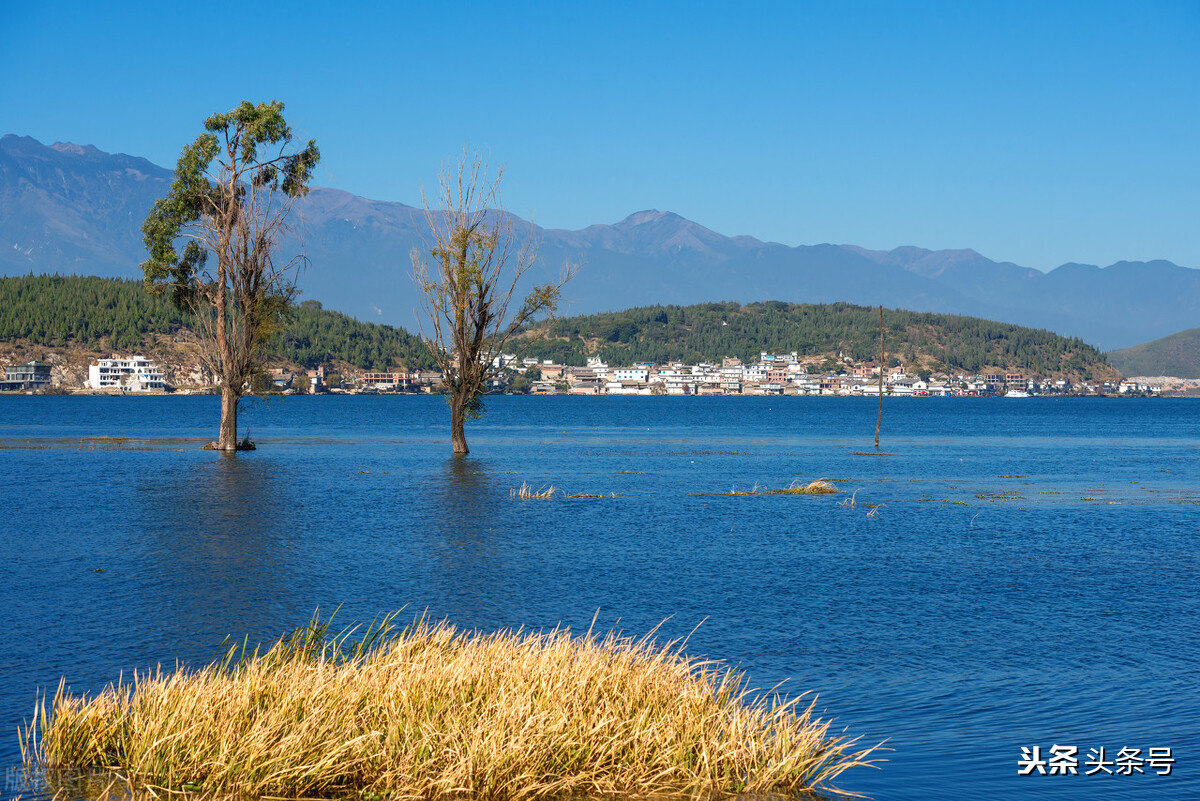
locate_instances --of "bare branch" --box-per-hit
[410,151,574,454]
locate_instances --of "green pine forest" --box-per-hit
[518,301,1114,378]
[0,275,435,371]
[0,276,1114,380]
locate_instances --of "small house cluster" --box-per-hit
[331,351,1132,397]
[266,366,328,393]
[1,351,1160,397]
[478,352,1124,397]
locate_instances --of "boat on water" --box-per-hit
[1004,390,1031,398]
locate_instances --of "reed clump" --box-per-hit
[767,480,838,496]
[25,614,876,800]
[511,481,558,499]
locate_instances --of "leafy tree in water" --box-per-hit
[412,152,573,455]
[141,101,318,451]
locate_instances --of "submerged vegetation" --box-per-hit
[515,479,838,500]
[24,613,875,800]
[768,480,838,496]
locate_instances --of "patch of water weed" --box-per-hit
[975,492,1025,501]
[78,436,163,452]
[566,493,605,499]
[583,450,753,457]
[613,471,650,475]
[997,474,1029,478]
[851,451,893,456]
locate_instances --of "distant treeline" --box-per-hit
[0,275,434,371]
[519,301,1112,377]
[0,277,1112,378]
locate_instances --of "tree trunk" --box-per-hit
[450,393,469,455]
[876,305,884,449]
[218,385,240,451]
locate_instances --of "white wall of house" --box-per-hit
[88,355,165,391]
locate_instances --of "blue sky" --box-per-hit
[3,1,1197,271]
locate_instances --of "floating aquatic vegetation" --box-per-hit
[767,480,838,496]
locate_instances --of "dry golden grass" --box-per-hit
[767,480,838,496]
[724,481,837,497]
[510,481,558,499]
[24,614,876,800]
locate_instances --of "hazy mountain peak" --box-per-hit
[617,210,680,227]
[842,244,930,263]
[49,142,99,157]
[2,133,1198,351]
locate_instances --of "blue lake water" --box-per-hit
[1,395,1197,801]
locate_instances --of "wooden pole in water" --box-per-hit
[875,305,883,449]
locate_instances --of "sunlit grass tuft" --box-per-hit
[724,481,838,497]
[511,481,558,499]
[24,613,878,800]
[767,480,838,496]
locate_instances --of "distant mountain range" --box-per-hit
[3,134,1197,351]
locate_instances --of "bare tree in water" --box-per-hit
[412,152,573,455]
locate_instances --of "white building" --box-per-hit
[586,357,610,379]
[614,367,649,382]
[88,355,165,392]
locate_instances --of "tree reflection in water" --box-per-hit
[139,452,301,665]
[425,457,518,626]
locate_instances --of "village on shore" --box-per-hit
[0,351,1170,397]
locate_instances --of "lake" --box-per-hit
[1,395,1197,800]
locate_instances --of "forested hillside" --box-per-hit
[520,301,1115,378]
[0,277,1118,380]
[1107,328,1200,378]
[0,275,434,371]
